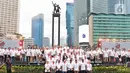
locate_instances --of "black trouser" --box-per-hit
[27,56,30,62]
[127,57,130,62]
[110,56,114,64]
[0,56,3,63]
[67,70,74,73]
[4,55,7,63]
[56,70,62,73]
[45,72,50,73]
[86,71,92,73]
[80,70,86,73]
[122,56,126,64]
[7,69,12,73]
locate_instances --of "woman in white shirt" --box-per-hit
[74,60,79,73]
[79,59,86,73]
[67,60,74,73]
[103,48,109,63]
[45,61,51,73]
[56,60,62,73]
[51,61,56,73]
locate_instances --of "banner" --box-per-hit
[79,25,89,43]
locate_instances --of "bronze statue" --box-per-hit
[52,1,61,14]
[56,4,61,13]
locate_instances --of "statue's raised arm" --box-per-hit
[52,1,57,13]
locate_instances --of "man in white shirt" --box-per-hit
[121,48,127,64]
[0,48,4,64]
[67,60,74,73]
[26,49,31,62]
[109,48,115,64]
[51,61,56,73]
[74,60,79,73]
[10,48,16,65]
[114,50,119,64]
[86,60,92,73]
[61,60,67,73]
[4,48,7,63]
[80,59,86,73]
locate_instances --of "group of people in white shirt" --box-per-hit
[0,47,43,64]
[44,46,92,73]
[101,48,130,64]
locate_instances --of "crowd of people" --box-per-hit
[0,46,130,73]
[0,47,44,65]
[44,46,92,73]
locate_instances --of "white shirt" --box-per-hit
[121,51,126,56]
[103,50,108,57]
[45,63,50,72]
[110,50,115,56]
[0,49,3,56]
[86,64,92,71]
[80,62,86,70]
[62,62,68,72]
[74,62,79,71]
[11,50,16,57]
[3,50,7,55]
[26,49,31,56]
[56,63,61,70]
[67,63,74,70]
[114,52,119,58]
[51,63,56,69]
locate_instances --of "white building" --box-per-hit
[0,0,19,34]
[24,38,34,49]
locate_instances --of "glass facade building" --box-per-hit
[66,3,74,47]
[32,14,44,47]
[89,13,130,46]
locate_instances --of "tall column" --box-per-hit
[52,14,54,47]
[58,14,60,46]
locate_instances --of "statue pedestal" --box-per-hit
[52,13,61,47]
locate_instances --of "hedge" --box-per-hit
[0,66,130,73]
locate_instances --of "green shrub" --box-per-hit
[0,65,130,73]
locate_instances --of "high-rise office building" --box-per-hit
[66,3,74,47]
[32,14,44,47]
[74,0,87,46]
[108,0,130,14]
[74,0,108,46]
[0,0,19,34]
[60,37,66,47]
[89,13,130,47]
[43,37,50,47]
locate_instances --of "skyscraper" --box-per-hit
[89,13,130,46]
[74,0,87,46]
[0,0,19,34]
[108,0,130,14]
[32,14,44,47]
[43,37,50,47]
[66,3,74,47]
